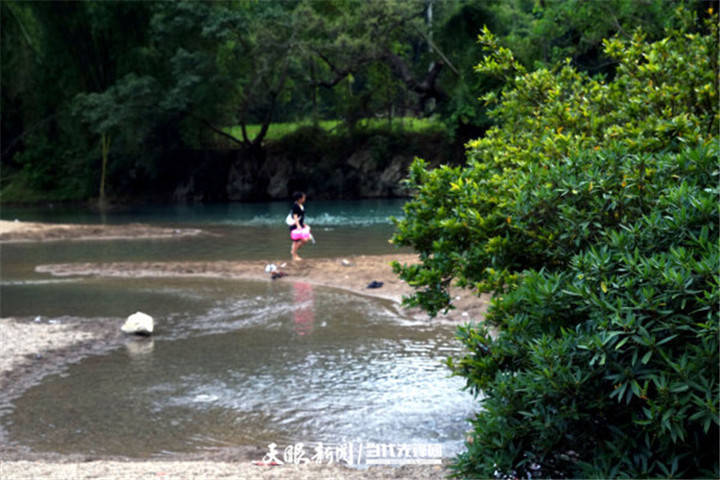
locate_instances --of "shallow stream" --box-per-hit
[0,201,476,460]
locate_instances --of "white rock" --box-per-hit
[121,312,154,335]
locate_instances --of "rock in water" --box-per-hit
[121,312,154,336]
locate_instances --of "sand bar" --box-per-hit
[0,220,203,243]
[1,220,483,478]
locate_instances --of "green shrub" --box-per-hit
[390,8,719,478]
[1,131,94,204]
[449,144,718,478]
[392,11,718,315]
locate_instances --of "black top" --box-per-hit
[289,202,304,230]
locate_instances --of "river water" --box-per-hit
[0,200,477,460]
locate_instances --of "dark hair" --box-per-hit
[292,191,305,201]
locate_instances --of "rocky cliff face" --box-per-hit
[169,130,460,202]
[222,150,413,201]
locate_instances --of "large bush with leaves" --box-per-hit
[445,144,718,478]
[391,9,719,478]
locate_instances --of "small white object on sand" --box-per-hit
[265,263,278,273]
[121,312,154,335]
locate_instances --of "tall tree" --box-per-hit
[73,74,160,207]
[297,0,449,122]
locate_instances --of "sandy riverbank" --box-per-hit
[0,220,203,243]
[1,221,483,478]
[0,316,127,461]
[0,459,450,479]
[35,254,490,323]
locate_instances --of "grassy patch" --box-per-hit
[225,117,444,142]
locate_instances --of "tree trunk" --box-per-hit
[386,71,393,129]
[426,0,433,53]
[311,59,319,126]
[99,132,111,209]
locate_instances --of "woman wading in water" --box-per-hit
[289,192,311,261]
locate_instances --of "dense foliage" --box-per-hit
[1,0,686,204]
[391,7,719,478]
[433,0,685,138]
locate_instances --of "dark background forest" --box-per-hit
[0,0,711,205]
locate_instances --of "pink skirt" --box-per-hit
[290,227,311,241]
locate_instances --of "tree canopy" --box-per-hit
[1,0,690,204]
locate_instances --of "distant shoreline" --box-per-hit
[0,220,203,243]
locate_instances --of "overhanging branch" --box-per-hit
[189,112,247,147]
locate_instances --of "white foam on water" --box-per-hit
[219,212,403,227]
[192,394,219,403]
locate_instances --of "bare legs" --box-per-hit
[291,238,309,261]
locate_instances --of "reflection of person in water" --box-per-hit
[293,282,315,336]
